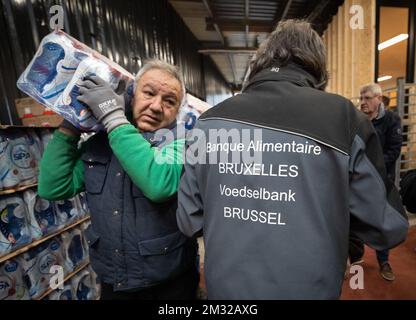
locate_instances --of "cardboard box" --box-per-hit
[15,97,63,127]
[15,97,46,117]
[21,114,63,127]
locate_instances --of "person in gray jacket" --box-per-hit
[176,19,408,299]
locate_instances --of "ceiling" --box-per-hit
[169,0,344,92]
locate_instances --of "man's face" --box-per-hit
[133,69,182,132]
[360,90,382,120]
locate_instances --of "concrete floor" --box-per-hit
[342,225,416,300]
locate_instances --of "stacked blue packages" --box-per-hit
[0,195,39,255]
[23,190,60,236]
[0,259,30,300]
[0,130,42,191]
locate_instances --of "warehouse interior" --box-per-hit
[0,0,415,301]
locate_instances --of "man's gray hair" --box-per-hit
[360,83,382,96]
[134,59,187,107]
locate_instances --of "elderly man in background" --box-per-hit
[349,83,403,281]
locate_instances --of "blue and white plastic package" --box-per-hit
[0,195,39,255]
[17,30,134,131]
[0,129,42,191]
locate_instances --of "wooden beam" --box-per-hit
[353,0,375,96]
[271,0,293,29]
[202,0,239,87]
[307,0,331,22]
[199,47,257,54]
[228,54,237,84]
[202,0,225,45]
[201,0,214,17]
[343,0,353,98]
[200,40,226,48]
[280,0,293,20]
[331,13,338,93]
[168,0,201,2]
[327,23,332,92]
[206,17,273,33]
[336,5,343,95]
[245,0,249,47]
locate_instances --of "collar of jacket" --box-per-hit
[374,102,386,121]
[243,63,319,92]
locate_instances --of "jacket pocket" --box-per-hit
[139,231,187,255]
[137,231,194,283]
[81,152,109,194]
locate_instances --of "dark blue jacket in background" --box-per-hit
[372,104,402,179]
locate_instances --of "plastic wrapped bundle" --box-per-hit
[17,30,134,131]
[88,265,100,298]
[45,283,74,300]
[0,195,34,255]
[0,259,30,300]
[23,190,60,236]
[79,221,90,253]
[55,56,131,131]
[60,227,88,272]
[17,35,87,107]
[53,197,79,226]
[26,129,42,164]
[38,129,53,154]
[177,93,212,132]
[20,238,68,299]
[75,192,89,218]
[21,191,43,241]
[71,268,96,300]
[0,130,41,191]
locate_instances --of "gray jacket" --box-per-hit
[176,65,408,299]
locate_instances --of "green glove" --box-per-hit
[77,75,129,133]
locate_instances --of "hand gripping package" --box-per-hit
[17,30,134,132]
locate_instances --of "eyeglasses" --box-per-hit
[359,95,378,101]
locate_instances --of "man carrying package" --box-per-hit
[38,59,198,300]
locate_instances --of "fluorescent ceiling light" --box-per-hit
[378,34,409,50]
[377,75,392,82]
